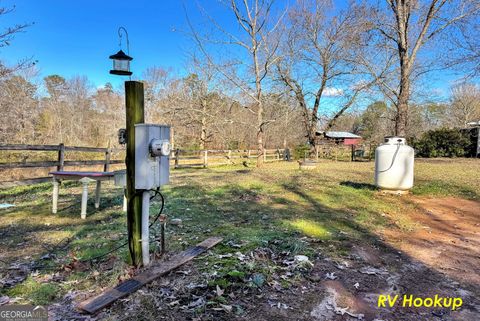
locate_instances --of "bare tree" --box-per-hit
[183,58,218,149]
[450,82,480,127]
[275,0,382,151]
[92,83,124,146]
[186,0,284,167]
[0,75,38,143]
[37,75,97,146]
[450,14,480,78]
[367,0,480,136]
[0,4,34,78]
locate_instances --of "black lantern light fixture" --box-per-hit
[109,27,133,76]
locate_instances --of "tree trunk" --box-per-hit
[200,99,207,149]
[257,102,264,167]
[308,73,327,154]
[307,124,317,150]
[253,39,264,167]
[396,64,410,137]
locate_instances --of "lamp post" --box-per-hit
[109,27,145,266]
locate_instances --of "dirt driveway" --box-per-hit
[236,197,480,321]
[384,197,480,286]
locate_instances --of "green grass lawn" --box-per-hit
[0,158,478,306]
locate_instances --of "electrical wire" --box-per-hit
[123,188,165,261]
[13,189,166,272]
[149,188,165,228]
[86,240,129,265]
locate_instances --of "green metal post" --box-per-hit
[125,81,144,266]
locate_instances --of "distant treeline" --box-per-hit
[0,72,479,153]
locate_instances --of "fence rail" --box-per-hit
[173,148,285,169]
[0,143,123,187]
[314,143,377,162]
[0,144,286,187]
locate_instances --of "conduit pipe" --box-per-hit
[141,191,150,266]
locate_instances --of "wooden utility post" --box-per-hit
[125,81,145,266]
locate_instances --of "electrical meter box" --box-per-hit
[134,124,171,190]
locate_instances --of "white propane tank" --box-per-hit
[374,136,414,190]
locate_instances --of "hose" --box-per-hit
[377,143,401,173]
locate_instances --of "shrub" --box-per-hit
[413,128,470,157]
[293,144,311,160]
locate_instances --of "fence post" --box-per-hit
[315,145,319,161]
[174,149,180,169]
[170,127,175,151]
[228,150,232,164]
[57,143,65,171]
[104,148,111,172]
[247,150,251,159]
[203,150,208,168]
[263,150,267,162]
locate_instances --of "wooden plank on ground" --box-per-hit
[77,237,223,314]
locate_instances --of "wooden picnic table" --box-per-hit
[49,171,124,219]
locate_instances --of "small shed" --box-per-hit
[315,131,363,161]
[315,131,362,145]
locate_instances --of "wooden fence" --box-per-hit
[0,144,124,187]
[0,144,286,187]
[314,143,377,162]
[173,148,285,168]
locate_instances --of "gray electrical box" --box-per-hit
[134,124,171,190]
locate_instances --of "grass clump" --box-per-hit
[7,277,60,305]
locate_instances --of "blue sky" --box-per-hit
[0,0,470,101]
[0,0,211,87]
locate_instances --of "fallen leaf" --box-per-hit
[235,252,246,261]
[168,300,180,307]
[218,254,233,259]
[335,306,349,315]
[188,297,206,309]
[227,241,242,248]
[216,285,224,297]
[359,266,388,275]
[220,304,232,312]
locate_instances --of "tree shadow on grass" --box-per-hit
[340,181,377,191]
[101,175,480,320]
[3,175,480,319]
